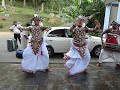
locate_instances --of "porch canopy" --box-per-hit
[102,0,120,31]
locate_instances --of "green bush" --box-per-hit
[0,6,4,12]
[0,24,3,28]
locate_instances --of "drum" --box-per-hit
[106,33,117,44]
[103,34,120,51]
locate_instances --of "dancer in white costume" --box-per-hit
[97,21,120,69]
[63,16,100,76]
[19,17,51,74]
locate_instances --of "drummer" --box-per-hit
[97,21,120,69]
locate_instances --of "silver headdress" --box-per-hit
[76,15,88,24]
[111,21,120,26]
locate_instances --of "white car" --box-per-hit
[44,27,102,57]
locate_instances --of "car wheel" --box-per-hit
[91,45,101,57]
[46,46,54,57]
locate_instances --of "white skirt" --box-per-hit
[21,41,49,73]
[65,46,90,75]
[99,49,120,64]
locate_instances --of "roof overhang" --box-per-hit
[102,0,120,5]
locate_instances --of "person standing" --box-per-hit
[63,16,100,76]
[10,21,22,47]
[97,21,120,69]
[19,17,51,74]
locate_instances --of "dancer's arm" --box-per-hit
[85,19,101,32]
[70,24,76,32]
[18,26,31,31]
[101,29,110,44]
[41,26,51,31]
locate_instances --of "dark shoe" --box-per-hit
[17,45,18,49]
[116,64,120,69]
[83,70,88,74]
[45,68,50,72]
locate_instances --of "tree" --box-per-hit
[10,0,13,5]
[23,0,26,6]
[2,0,6,9]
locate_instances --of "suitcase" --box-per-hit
[16,50,23,58]
[7,39,17,52]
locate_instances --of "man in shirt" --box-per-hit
[10,21,22,47]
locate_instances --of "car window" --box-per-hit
[66,29,73,38]
[66,30,89,39]
[48,29,67,37]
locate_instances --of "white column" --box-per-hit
[117,2,120,22]
[103,5,111,31]
[2,0,6,9]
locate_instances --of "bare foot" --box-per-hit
[96,63,101,67]
[63,55,70,61]
[25,72,34,75]
[65,71,71,77]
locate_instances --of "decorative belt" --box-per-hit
[29,38,43,43]
[73,42,86,47]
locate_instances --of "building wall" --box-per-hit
[109,5,118,25]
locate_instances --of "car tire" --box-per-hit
[91,45,101,57]
[46,46,54,57]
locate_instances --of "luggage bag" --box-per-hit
[7,39,17,52]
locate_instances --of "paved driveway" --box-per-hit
[0,32,120,90]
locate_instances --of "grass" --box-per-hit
[0,6,65,32]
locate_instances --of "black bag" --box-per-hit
[7,39,17,52]
[16,50,23,58]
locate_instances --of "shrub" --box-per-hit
[0,5,4,12]
[0,24,3,28]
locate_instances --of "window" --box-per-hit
[66,29,73,38]
[48,29,67,37]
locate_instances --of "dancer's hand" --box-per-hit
[46,26,51,31]
[94,19,101,30]
[63,53,70,61]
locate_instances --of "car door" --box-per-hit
[86,35,92,52]
[45,29,71,53]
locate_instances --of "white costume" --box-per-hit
[65,43,90,75]
[21,26,49,73]
[64,15,99,75]
[99,49,120,64]
[64,26,91,75]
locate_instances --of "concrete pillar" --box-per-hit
[103,5,111,31]
[117,2,120,22]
